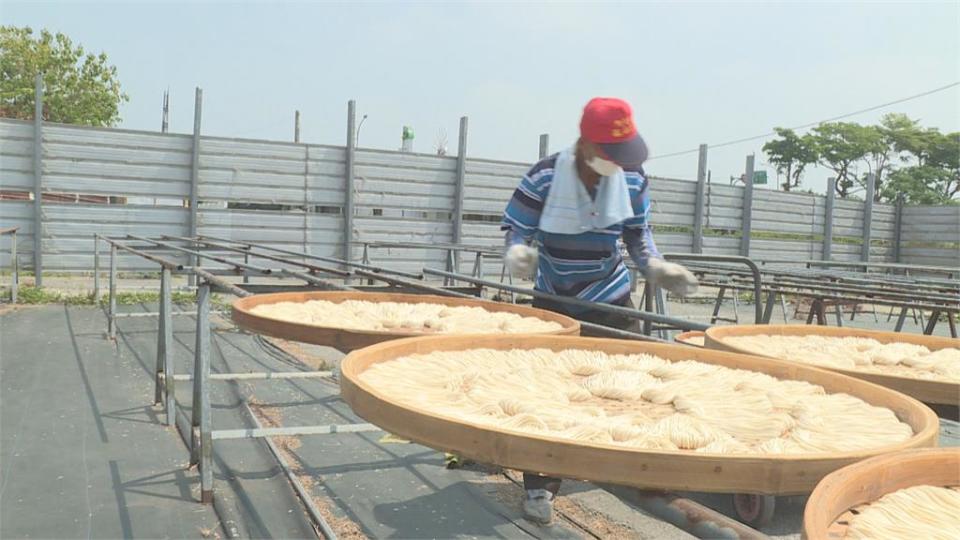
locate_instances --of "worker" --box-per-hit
[501,97,698,524]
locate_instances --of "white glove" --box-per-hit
[506,244,538,280]
[645,258,698,297]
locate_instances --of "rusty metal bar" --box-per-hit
[424,268,711,332]
[604,486,771,540]
[165,235,351,278]
[198,234,424,280]
[128,235,271,276]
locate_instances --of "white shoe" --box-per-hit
[522,489,554,524]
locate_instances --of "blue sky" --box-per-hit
[4,1,959,194]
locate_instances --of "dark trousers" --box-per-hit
[523,293,640,494]
[531,294,640,336]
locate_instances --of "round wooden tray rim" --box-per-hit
[340,335,939,494]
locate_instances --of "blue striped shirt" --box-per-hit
[501,153,660,311]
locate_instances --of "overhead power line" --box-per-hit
[648,81,960,161]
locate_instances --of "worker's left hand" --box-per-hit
[645,258,698,297]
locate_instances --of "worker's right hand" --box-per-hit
[506,244,538,280]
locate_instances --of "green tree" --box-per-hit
[882,131,960,203]
[0,26,127,126]
[883,166,957,205]
[812,122,874,198]
[762,127,819,191]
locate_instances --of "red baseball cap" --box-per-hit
[580,97,649,169]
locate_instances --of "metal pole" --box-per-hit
[538,134,549,159]
[240,403,341,540]
[740,154,755,257]
[188,88,203,286]
[191,282,213,503]
[294,110,301,143]
[603,486,769,540]
[93,235,100,301]
[155,268,168,404]
[692,144,708,254]
[424,268,711,331]
[161,90,169,133]
[824,178,836,260]
[344,100,356,274]
[10,231,17,303]
[643,281,655,336]
[32,74,43,287]
[160,268,175,425]
[893,192,904,263]
[108,244,117,339]
[452,116,468,272]
[861,172,875,263]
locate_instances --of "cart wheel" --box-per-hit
[732,494,775,528]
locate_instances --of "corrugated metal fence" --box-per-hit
[1,113,957,278]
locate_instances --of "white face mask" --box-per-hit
[586,156,621,177]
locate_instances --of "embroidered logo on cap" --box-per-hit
[611,117,635,139]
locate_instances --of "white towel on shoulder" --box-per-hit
[539,147,634,235]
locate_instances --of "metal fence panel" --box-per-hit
[43,204,190,271]
[3,118,957,277]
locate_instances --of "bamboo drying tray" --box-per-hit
[674,331,706,347]
[232,291,580,352]
[705,325,959,405]
[803,448,959,539]
[340,335,938,495]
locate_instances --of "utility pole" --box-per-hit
[294,110,301,143]
[161,90,169,133]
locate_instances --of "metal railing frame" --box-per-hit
[93,234,774,540]
[93,235,688,515]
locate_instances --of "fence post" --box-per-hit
[108,243,117,340]
[861,172,876,263]
[692,144,708,254]
[158,267,175,426]
[10,230,18,303]
[538,134,549,159]
[188,88,203,285]
[823,178,836,260]
[33,74,43,287]
[344,100,356,274]
[892,192,904,263]
[740,154,755,257]
[452,116,468,272]
[93,235,100,300]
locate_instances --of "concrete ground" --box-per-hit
[1,304,699,539]
[0,304,221,539]
[1,278,956,539]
